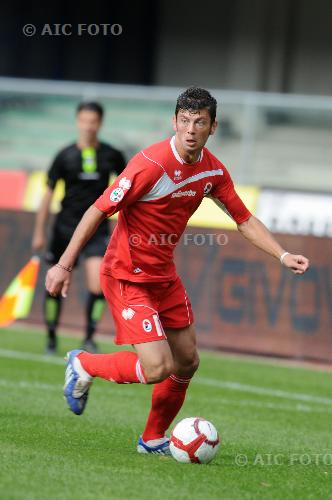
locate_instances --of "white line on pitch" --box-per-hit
[1,348,332,407]
[194,377,332,406]
[0,348,64,365]
[187,393,332,415]
[0,377,331,415]
[0,378,60,391]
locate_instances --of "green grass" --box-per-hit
[0,327,332,500]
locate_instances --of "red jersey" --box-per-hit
[94,137,251,282]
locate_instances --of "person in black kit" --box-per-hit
[32,102,125,354]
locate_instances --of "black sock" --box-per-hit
[44,292,62,340]
[85,292,105,341]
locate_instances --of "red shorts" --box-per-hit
[100,274,194,345]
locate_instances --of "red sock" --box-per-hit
[142,374,191,441]
[78,351,146,384]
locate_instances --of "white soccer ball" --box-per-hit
[170,417,221,464]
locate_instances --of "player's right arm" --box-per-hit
[45,205,106,297]
[45,153,163,298]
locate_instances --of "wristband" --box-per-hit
[280,252,290,265]
[56,263,73,273]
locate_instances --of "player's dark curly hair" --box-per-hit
[76,101,104,119]
[175,87,217,123]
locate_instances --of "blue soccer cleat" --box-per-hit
[137,436,171,455]
[64,349,92,415]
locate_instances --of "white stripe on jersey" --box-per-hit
[210,195,235,221]
[140,169,223,202]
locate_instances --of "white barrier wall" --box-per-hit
[0,78,332,195]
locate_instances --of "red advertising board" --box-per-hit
[0,211,331,362]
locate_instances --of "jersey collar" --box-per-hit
[170,136,203,164]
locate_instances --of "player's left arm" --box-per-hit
[211,166,309,275]
[237,215,309,275]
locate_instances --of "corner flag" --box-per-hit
[0,256,40,327]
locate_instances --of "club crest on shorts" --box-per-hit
[142,319,152,332]
[110,187,124,202]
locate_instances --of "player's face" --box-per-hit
[173,109,217,156]
[76,110,102,141]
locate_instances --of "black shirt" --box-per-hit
[47,142,125,237]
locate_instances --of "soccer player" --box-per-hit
[32,102,125,353]
[45,87,309,454]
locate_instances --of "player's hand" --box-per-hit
[282,254,310,275]
[45,265,71,298]
[32,233,45,251]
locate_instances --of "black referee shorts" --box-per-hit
[45,226,109,267]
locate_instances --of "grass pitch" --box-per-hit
[0,327,331,500]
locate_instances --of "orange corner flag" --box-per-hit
[0,256,40,327]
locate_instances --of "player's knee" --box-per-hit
[176,350,200,377]
[144,361,173,384]
[191,351,200,373]
[185,351,200,375]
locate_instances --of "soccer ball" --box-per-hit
[170,417,220,464]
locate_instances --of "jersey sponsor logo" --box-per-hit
[174,169,182,181]
[171,189,196,198]
[142,319,152,332]
[110,187,125,202]
[121,308,135,320]
[119,177,132,190]
[204,182,212,195]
